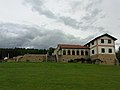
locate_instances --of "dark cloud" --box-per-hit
[0,22,93,49]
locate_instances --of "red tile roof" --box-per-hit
[58,44,89,49]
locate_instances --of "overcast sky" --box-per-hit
[0,0,120,49]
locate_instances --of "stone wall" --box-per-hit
[98,54,117,65]
[47,55,57,62]
[7,53,118,65]
[58,55,90,62]
[15,54,47,62]
[90,54,118,65]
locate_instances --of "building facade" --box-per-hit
[53,33,118,65]
[53,44,90,62]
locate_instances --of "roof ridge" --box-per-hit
[58,44,89,49]
[58,44,83,46]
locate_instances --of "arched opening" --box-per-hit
[68,50,71,55]
[85,51,88,55]
[81,50,84,55]
[76,50,79,55]
[72,50,75,55]
[63,50,66,55]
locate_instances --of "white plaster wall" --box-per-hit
[90,40,97,48]
[98,36,114,45]
[98,46,115,54]
[62,49,89,55]
[90,47,97,56]
[53,49,57,55]
[58,50,62,55]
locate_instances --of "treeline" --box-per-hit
[116,46,120,63]
[0,48,55,59]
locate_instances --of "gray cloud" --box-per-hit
[24,0,81,29]
[0,22,94,49]
[0,0,107,49]
[59,16,81,29]
[80,0,105,30]
[24,0,105,31]
[24,0,56,19]
[0,0,119,49]
[59,0,105,30]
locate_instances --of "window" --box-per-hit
[72,50,75,55]
[92,50,94,54]
[109,49,112,53]
[92,41,94,45]
[76,50,79,55]
[81,50,84,55]
[108,40,112,44]
[101,48,105,53]
[63,50,66,55]
[68,50,71,55]
[85,51,89,55]
[101,39,104,43]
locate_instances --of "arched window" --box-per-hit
[72,50,75,55]
[81,50,84,55]
[77,50,79,55]
[68,50,71,55]
[85,51,88,55]
[63,50,66,55]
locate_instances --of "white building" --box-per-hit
[53,33,118,65]
[85,33,118,65]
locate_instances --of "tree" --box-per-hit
[116,46,120,63]
[48,47,55,55]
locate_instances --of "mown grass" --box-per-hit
[0,62,120,90]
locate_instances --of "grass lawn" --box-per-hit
[0,62,120,90]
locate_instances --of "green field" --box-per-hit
[0,62,120,90]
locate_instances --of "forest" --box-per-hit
[0,47,55,59]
